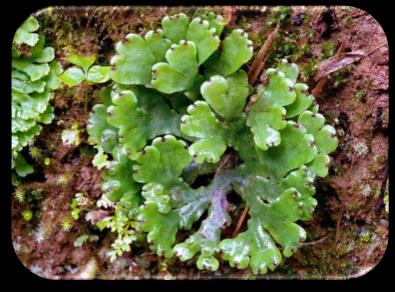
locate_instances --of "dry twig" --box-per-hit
[301,234,329,246]
[248,24,280,85]
[232,206,249,237]
[312,42,346,97]
[215,153,233,175]
[314,42,386,83]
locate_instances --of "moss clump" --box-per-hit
[321,40,336,59]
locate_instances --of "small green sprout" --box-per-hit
[21,209,33,221]
[59,52,111,86]
[44,157,51,166]
[304,30,314,40]
[70,192,91,221]
[73,234,99,247]
[73,234,90,247]
[267,32,311,65]
[292,42,312,61]
[96,205,138,262]
[70,198,81,220]
[109,231,136,262]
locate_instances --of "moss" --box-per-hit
[321,40,336,59]
[79,145,96,159]
[29,146,42,161]
[14,188,26,203]
[56,170,74,186]
[30,188,44,201]
[266,6,292,26]
[267,27,313,68]
[341,6,354,27]
[359,227,372,243]
[329,70,349,88]
[61,215,74,232]
[236,15,250,31]
[248,31,264,49]
[300,59,317,82]
[354,89,367,102]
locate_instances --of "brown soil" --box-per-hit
[11,6,389,279]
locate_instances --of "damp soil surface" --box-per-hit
[11,6,389,279]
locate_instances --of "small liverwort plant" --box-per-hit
[59,52,111,86]
[87,12,338,274]
[12,16,63,185]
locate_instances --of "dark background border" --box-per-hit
[1,0,392,289]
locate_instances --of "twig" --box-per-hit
[364,42,387,57]
[215,153,233,175]
[311,78,328,97]
[232,205,249,237]
[248,24,280,85]
[244,26,279,112]
[301,234,329,246]
[312,42,346,97]
[375,163,389,218]
[314,42,387,83]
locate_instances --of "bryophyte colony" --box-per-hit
[12,16,63,185]
[12,12,338,275]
